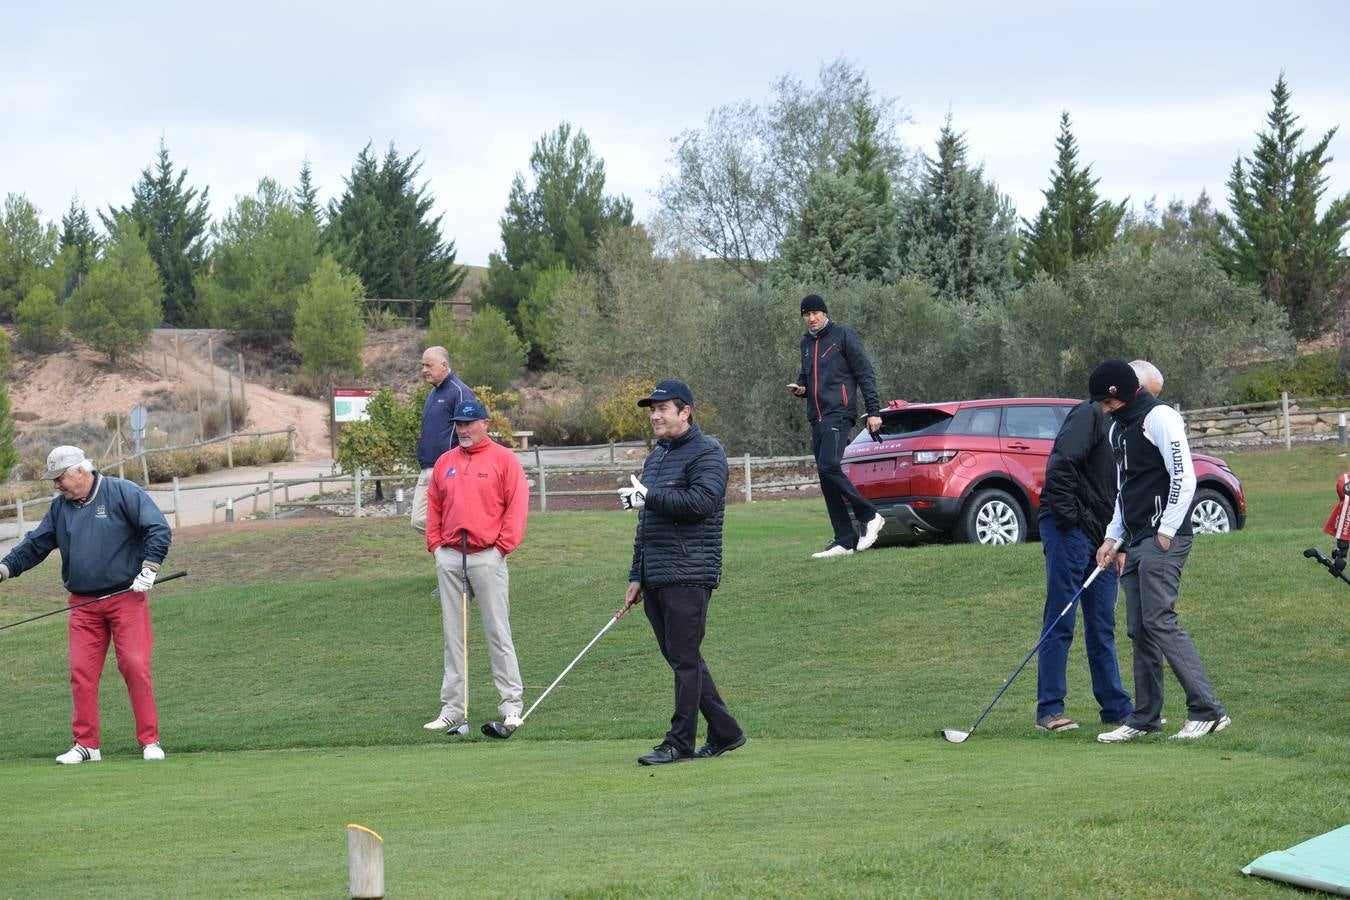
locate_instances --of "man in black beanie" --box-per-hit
[788,294,886,558]
[1089,359,1231,743]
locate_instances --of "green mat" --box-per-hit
[1243,825,1350,895]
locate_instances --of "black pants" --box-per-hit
[811,417,877,549]
[642,584,741,755]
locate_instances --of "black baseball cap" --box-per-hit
[636,379,694,407]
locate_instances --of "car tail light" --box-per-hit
[914,450,957,464]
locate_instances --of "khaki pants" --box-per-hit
[434,545,523,722]
[410,468,432,532]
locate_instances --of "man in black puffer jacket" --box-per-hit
[619,380,745,766]
[789,293,886,558]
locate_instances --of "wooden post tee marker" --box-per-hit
[346,823,384,898]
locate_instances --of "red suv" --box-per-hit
[842,397,1247,545]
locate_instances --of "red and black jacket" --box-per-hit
[797,320,881,424]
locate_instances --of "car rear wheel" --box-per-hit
[1190,488,1235,534]
[958,489,1026,545]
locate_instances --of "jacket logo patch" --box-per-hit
[95,504,108,519]
[445,468,457,478]
[477,472,489,478]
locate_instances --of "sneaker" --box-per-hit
[56,744,101,765]
[695,733,747,758]
[1169,715,1231,740]
[503,713,524,729]
[811,542,854,559]
[1035,714,1079,733]
[1097,724,1153,743]
[424,715,469,734]
[143,742,165,761]
[856,514,886,552]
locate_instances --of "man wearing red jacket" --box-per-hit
[423,401,528,736]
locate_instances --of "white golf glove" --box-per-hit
[619,474,647,510]
[131,562,160,592]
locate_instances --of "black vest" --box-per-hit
[1109,391,1193,546]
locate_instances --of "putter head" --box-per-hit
[940,728,971,744]
[480,721,514,739]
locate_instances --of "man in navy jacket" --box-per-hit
[789,294,886,558]
[1,445,171,764]
[620,380,745,766]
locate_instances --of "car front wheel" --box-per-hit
[958,489,1027,545]
[1190,488,1235,534]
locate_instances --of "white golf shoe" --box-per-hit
[811,542,854,559]
[504,713,523,729]
[1169,715,1231,740]
[56,744,101,765]
[1096,725,1153,743]
[423,715,457,732]
[143,742,165,761]
[856,514,886,552]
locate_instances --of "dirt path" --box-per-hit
[11,329,332,462]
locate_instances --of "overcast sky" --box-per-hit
[4,1,1347,266]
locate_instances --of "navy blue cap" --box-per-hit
[451,400,490,421]
[637,379,694,408]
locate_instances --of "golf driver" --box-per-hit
[481,600,635,739]
[0,570,188,632]
[941,541,1120,744]
[1304,547,1350,585]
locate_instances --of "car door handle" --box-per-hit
[1006,442,1031,451]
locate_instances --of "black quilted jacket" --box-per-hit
[628,424,727,590]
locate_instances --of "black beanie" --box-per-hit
[800,293,828,315]
[1088,359,1140,403]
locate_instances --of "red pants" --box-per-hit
[67,591,158,748]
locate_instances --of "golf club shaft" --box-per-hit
[461,530,469,723]
[0,570,188,632]
[520,613,622,723]
[962,559,1113,737]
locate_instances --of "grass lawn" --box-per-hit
[0,444,1346,897]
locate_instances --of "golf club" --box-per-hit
[0,570,188,632]
[455,529,470,734]
[942,541,1120,744]
[481,601,635,739]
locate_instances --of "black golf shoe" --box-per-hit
[637,743,693,766]
[695,733,747,758]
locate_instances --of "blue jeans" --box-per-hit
[1036,521,1133,722]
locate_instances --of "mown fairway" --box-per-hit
[1,445,1346,897]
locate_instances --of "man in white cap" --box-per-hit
[1,446,172,764]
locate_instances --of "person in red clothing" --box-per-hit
[421,400,529,736]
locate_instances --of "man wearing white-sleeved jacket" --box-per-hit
[1089,361,1230,743]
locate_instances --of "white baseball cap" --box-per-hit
[42,445,89,480]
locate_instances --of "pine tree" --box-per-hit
[1019,112,1126,280]
[58,196,100,298]
[324,143,465,315]
[0,329,17,481]
[0,193,59,316]
[895,118,1019,302]
[67,214,163,364]
[104,140,210,326]
[481,122,633,341]
[295,159,323,229]
[1212,74,1350,339]
[293,256,365,378]
[775,172,890,282]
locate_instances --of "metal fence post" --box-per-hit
[1282,391,1291,450]
[354,470,363,518]
[538,457,547,513]
[267,472,275,518]
[226,436,234,468]
[140,452,150,486]
[743,453,752,503]
[1340,412,1347,448]
[172,477,181,530]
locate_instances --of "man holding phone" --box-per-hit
[788,293,886,559]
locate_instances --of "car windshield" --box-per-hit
[848,408,952,445]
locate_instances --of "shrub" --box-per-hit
[1228,350,1350,403]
